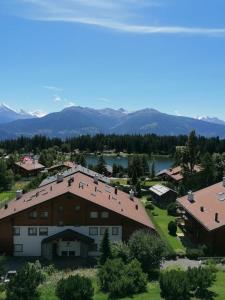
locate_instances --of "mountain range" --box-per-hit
[0,104,225,139]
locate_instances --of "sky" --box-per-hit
[0,0,225,120]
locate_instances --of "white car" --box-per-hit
[3,270,17,283]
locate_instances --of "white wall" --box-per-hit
[13,226,122,256]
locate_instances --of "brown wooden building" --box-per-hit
[14,159,45,177]
[0,170,154,259]
[177,179,225,255]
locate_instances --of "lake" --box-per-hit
[85,154,173,173]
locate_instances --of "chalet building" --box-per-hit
[0,170,154,260]
[14,158,45,177]
[177,179,225,255]
[149,184,177,208]
[157,165,201,184]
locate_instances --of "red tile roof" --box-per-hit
[158,165,201,182]
[0,171,154,230]
[177,181,225,231]
[15,160,45,171]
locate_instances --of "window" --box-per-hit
[40,211,48,219]
[58,221,64,226]
[14,244,23,253]
[28,210,37,219]
[58,206,64,213]
[101,211,109,219]
[39,227,48,236]
[89,227,98,236]
[13,227,20,236]
[90,211,98,219]
[112,227,119,236]
[28,227,37,236]
[75,205,80,211]
[100,227,107,235]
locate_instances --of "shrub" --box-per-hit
[6,261,45,300]
[159,269,190,300]
[99,229,112,265]
[187,267,216,298]
[167,202,177,216]
[146,195,153,202]
[186,245,207,259]
[0,256,5,278]
[56,275,94,300]
[128,230,166,275]
[168,221,177,236]
[111,241,130,263]
[97,258,147,299]
[145,202,155,210]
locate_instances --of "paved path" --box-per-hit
[162,258,201,270]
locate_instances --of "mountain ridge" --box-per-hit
[0,105,225,139]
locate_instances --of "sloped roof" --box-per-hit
[15,160,45,171]
[42,229,94,244]
[177,181,225,231]
[0,171,154,230]
[150,184,175,196]
[40,164,110,187]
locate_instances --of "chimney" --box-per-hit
[16,190,23,200]
[115,186,118,195]
[129,189,134,201]
[187,191,194,203]
[68,179,72,187]
[200,206,204,212]
[135,204,138,210]
[215,213,219,223]
[4,204,8,209]
[57,173,64,183]
[223,177,225,187]
[93,175,98,184]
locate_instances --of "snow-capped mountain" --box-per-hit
[0,103,38,124]
[197,116,225,126]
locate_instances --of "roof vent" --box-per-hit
[115,186,118,195]
[57,173,64,183]
[218,192,225,201]
[129,189,134,201]
[187,191,194,203]
[94,175,98,184]
[223,177,225,187]
[215,213,219,223]
[4,204,8,209]
[16,190,23,200]
[135,204,138,210]
[200,206,204,212]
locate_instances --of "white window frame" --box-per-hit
[90,211,98,219]
[89,227,98,236]
[112,227,119,236]
[40,211,49,219]
[101,211,109,219]
[14,244,23,253]
[13,227,20,236]
[28,227,37,236]
[39,227,48,236]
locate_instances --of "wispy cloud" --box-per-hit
[43,85,63,92]
[99,97,111,103]
[53,94,62,102]
[11,0,225,36]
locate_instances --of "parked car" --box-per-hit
[3,270,17,283]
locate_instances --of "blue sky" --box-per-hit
[0,0,225,120]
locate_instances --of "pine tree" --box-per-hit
[99,229,112,265]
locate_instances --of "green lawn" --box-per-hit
[0,181,29,204]
[36,270,225,300]
[146,204,186,254]
[1,268,225,300]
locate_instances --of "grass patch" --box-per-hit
[0,181,29,203]
[146,204,186,255]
